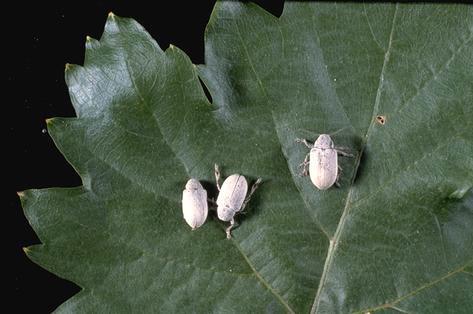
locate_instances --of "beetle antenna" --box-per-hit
[214,163,221,191]
[296,128,320,137]
[297,126,349,137]
[329,127,349,136]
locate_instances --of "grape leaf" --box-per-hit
[20,2,473,313]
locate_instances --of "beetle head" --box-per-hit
[186,178,203,190]
[315,134,334,148]
[217,205,236,222]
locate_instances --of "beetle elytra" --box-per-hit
[182,178,208,230]
[296,134,353,190]
[214,164,262,239]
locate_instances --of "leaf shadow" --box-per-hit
[336,132,364,187]
[238,177,267,220]
[201,180,219,202]
[353,147,369,185]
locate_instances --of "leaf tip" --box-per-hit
[64,63,73,72]
[45,118,55,126]
[22,246,30,255]
[85,36,98,49]
[17,190,34,207]
[108,11,116,19]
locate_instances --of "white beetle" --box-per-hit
[296,134,353,190]
[214,164,262,239]
[182,178,208,230]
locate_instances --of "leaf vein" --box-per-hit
[394,30,473,115]
[462,270,473,278]
[309,12,354,131]
[348,140,449,210]
[362,3,384,51]
[234,9,330,239]
[356,260,473,313]
[85,139,177,204]
[231,239,296,314]
[388,305,411,314]
[116,30,191,176]
[271,113,331,240]
[232,18,297,313]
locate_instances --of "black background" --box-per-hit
[6,1,283,312]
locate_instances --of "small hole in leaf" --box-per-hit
[376,115,386,125]
[198,76,213,104]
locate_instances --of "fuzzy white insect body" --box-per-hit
[216,174,248,222]
[214,164,262,239]
[182,178,208,230]
[310,134,338,190]
[297,133,353,190]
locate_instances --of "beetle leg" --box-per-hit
[335,147,354,157]
[298,153,310,176]
[214,163,221,191]
[335,175,341,187]
[296,138,314,149]
[207,198,217,208]
[241,178,262,211]
[226,218,239,239]
[335,165,342,187]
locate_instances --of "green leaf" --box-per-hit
[21,3,473,313]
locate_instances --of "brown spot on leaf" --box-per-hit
[376,115,386,125]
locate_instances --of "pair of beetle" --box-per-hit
[182,164,262,239]
[182,133,352,238]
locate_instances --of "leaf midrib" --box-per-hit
[311,4,399,313]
